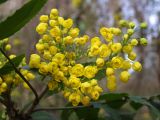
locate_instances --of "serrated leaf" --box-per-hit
[0,0,48,40]
[0,54,25,75]
[31,111,55,120]
[0,0,7,4]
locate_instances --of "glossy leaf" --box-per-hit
[0,54,25,75]
[0,0,48,40]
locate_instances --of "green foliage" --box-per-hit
[0,0,48,40]
[31,111,55,120]
[0,0,7,4]
[0,54,25,75]
[61,93,160,120]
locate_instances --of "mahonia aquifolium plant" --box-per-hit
[0,8,147,107]
[0,38,35,94]
[29,8,147,106]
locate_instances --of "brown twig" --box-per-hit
[0,48,39,106]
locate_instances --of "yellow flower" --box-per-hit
[91,37,101,46]
[128,52,137,61]
[96,58,104,67]
[84,66,98,79]
[81,82,91,94]
[69,28,79,38]
[26,72,35,80]
[107,75,116,91]
[120,71,130,83]
[50,8,59,16]
[42,34,51,42]
[5,44,11,51]
[111,43,122,53]
[50,26,61,37]
[43,51,52,60]
[131,39,138,46]
[132,61,142,72]
[122,60,131,70]
[54,71,65,82]
[81,96,90,106]
[58,17,64,25]
[49,20,58,27]
[69,93,81,106]
[111,57,123,69]
[29,54,41,68]
[39,62,49,75]
[70,64,84,77]
[40,15,49,22]
[89,45,100,56]
[94,85,103,93]
[23,82,30,89]
[100,27,113,41]
[123,45,132,54]
[91,90,99,100]
[48,80,58,90]
[90,79,98,86]
[111,28,121,35]
[63,18,73,28]
[64,36,73,45]
[69,76,81,89]
[106,67,114,76]
[99,44,111,58]
[49,46,58,55]
[36,23,48,34]
[52,53,65,65]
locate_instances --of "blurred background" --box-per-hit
[0,0,160,120]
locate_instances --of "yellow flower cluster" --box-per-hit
[0,39,35,94]
[29,9,146,106]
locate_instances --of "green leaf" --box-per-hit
[129,96,160,119]
[0,0,7,4]
[61,103,74,120]
[102,104,122,120]
[99,93,128,108]
[95,69,106,80]
[75,107,99,120]
[0,54,25,75]
[31,111,55,120]
[0,0,48,40]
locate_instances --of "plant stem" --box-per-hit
[32,105,93,113]
[0,48,39,104]
[26,85,48,115]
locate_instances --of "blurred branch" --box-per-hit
[0,47,39,103]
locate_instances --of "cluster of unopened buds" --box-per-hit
[0,8,147,106]
[0,38,36,94]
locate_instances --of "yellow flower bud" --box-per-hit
[64,36,73,45]
[131,39,138,46]
[5,44,11,51]
[128,52,137,61]
[132,61,142,72]
[96,58,104,67]
[122,60,131,70]
[84,66,98,79]
[36,23,48,34]
[120,71,130,82]
[111,43,122,53]
[81,96,90,106]
[63,18,73,28]
[106,67,114,76]
[40,15,49,22]
[69,76,81,89]
[26,73,35,80]
[69,28,79,38]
